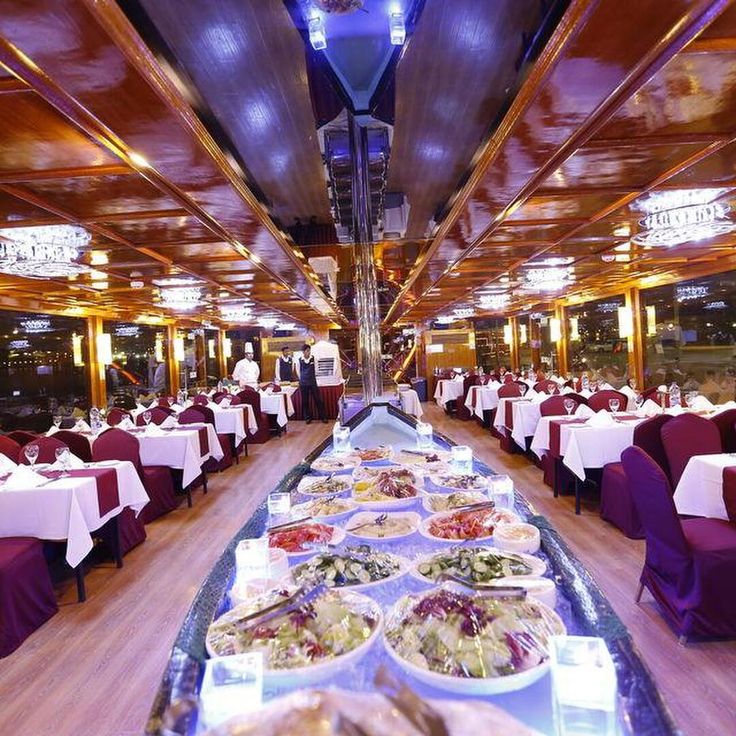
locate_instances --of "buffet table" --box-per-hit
[149,405,676,736]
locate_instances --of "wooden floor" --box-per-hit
[1,406,735,735]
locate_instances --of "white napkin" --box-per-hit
[586,409,616,427]
[3,464,46,490]
[560,386,574,395]
[220,397,233,407]
[160,415,178,429]
[118,416,135,430]
[49,452,85,470]
[487,380,501,389]
[667,405,685,416]
[690,395,714,411]
[575,404,595,418]
[641,399,663,416]
[579,389,593,398]
[0,453,17,473]
[134,404,148,416]
[170,404,183,414]
[530,391,547,404]
[74,419,91,432]
[620,385,637,399]
[145,423,166,436]
[598,382,614,390]
[712,400,736,415]
[46,425,59,436]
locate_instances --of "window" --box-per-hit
[641,273,736,402]
[518,316,532,371]
[204,329,221,385]
[473,318,511,372]
[568,296,629,388]
[531,312,557,373]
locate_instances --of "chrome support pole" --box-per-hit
[349,113,382,405]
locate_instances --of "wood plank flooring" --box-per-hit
[1,407,734,735]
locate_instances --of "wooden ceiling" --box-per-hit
[384,0,736,325]
[0,0,344,329]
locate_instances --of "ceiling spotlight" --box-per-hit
[389,12,406,45]
[130,280,145,289]
[129,151,151,169]
[258,317,279,328]
[308,16,327,50]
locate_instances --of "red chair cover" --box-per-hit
[498,383,523,399]
[18,436,68,465]
[179,406,234,471]
[0,435,21,463]
[660,413,721,488]
[539,394,586,416]
[534,379,559,394]
[587,389,628,413]
[237,388,270,443]
[52,430,92,463]
[710,409,736,454]
[456,375,480,421]
[106,407,132,426]
[135,406,174,426]
[193,394,209,405]
[623,446,736,639]
[0,537,57,657]
[6,430,38,447]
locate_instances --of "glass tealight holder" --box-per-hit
[450,445,473,474]
[550,636,618,736]
[200,652,263,730]
[332,424,351,455]
[488,474,515,510]
[234,537,270,583]
[416,421,433,450]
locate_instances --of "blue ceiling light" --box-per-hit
[309,15,327,50]
[389,12,406,45]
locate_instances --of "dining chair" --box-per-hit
[660,413,721,488]
[587,389,628,413]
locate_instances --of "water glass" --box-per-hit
[450,445,473,474]
[55,447,71,477]
[564,398,575,416]
[608,398,620,413]
[488,474,514,509]
[416,421,433,450]
[685,391,697,409]
[52,415,62,429]
[143,410,152,426]
[332,424,351,455]
[24,444,39,468]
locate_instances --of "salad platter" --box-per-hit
[345,511,421,541]
[418,506,520,543]
[352,466,421,509]
[291,496,358,520]
[427,472,489,492]
[422,490,488,513]
[267,521,346,556]
[297,475,352,496]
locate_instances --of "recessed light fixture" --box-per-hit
[129,151,150,169]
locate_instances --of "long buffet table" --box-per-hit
[147,404,676,736]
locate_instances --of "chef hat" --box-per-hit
[245,342,254,354]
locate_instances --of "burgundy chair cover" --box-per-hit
[498,383,523,399]
[193,394,209,405]
[0,537,57,657]
[502,373,514,383]
[539,396,587,493]
[587,389,628,413]
[622,446,736,639]
[6,430,38,447]
[600,414,674,538]
[52,430,92,463]
[237,388,270,444]
[533,379,559,394]
[211,391,228,402]
[539,394,586,416]
[178,407,233,472]
[157,397,173,408]
[660,413,722,488]
[18,436,67,465]
[106,407,132,426]
[228,395,242,405]
[641,386,668,407]
[709,409,736,453]
[135,406,174,426]
[93,428,179,524]
[0,435,20,463]
[456,375,480,421]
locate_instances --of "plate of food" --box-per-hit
[291,496,358,520]
[291,547,410,590]
[411,547,546,585]
[394,448,451,468]
[267,521,346,556]
[345,511,421,541]
[297,475,353,496]
[422,490,489,513]
[384,588,565,694]
[427,472,489,493]
[418,506,519,543]
[203,688,539,736]
[310,454,361,474]
[202,688,540,735]
[205,586,382,683]
[353,446,394,464]
[352,467,421,509]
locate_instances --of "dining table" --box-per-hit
[433,378,465,408]
[257,388,295,428]
[674,453,736,521]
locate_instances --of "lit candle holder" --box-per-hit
[450,445,473,474]
[416,421,433,450]
[550,636,618,736]
[488,474,515,509]
[332,424,351,455]
[234,537,270,583]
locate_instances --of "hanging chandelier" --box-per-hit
[220,304,254,323]
[522,266,573,292]
[0,225,91,279]
[633,188,735,246]
[159,286,202,311]
[478,293,510,310]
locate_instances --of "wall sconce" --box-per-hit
[173,336,185,362]
[503,323,513,345]
[154,335,164,363]
[646,305,657,337]
[208,338,216,359]
[617,306,634,339]
[96,333,113,365]
[569,317,580,341]
[519,324,528,345]
[72,334,84,366]
[223,337,232,359]
[549,317,561,342]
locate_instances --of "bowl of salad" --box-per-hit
[292,496,358,520]
[411,547,546,585]
[383,588,565,694]
[418,507,519,543]
[352,467,420,509]
[297,475,353,497]
[422,491,489,513]
[427,472,489,493]
[311,454,361,474]
[267,521,346,556]
[206,586,382,683]
[345,511,421,541]
[292,547,409,590]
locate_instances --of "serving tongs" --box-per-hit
[266,516,313,533]
[375,665,449,736]
[233,583,328,630]
[450,500,496,513]
[438,572,528,599]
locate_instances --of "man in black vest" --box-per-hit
[296,343,327,424]
[275,345,295,383]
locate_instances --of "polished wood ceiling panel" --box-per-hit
[384,0,736,324]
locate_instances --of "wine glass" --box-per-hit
[52,415,62,429]
[55,447,71,477]
[685,391,697,409]
[143,410,152,427]
[628,378,637,392]
[547,385,556,395]
[609,398,620,413]
[564,398,575,416]
[24,444,39,468]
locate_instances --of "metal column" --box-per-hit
[349,113,382,404]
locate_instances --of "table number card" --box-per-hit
[200,652,263,728]
[235,537,270,581]
[267,492,291,516]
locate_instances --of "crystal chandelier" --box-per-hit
[675,284,708,302]
[478,293,510,310]
[633,188,735,246]
[159,287,202,311]
[21,318,52,333]
[523,266,573,292]
[220,304,254,323]
[0,225,91,279]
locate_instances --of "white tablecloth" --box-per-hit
[0,461,148,567]
[493,397,528,434]
[259,390,295,427]
[530,415,577,459]
[465,385,501,418]
[434,379,464,408]
[400,389,423,418]
[511,401,543,448]
[208,403,256,442]
[674,454,736,520]
[562,420,641,480]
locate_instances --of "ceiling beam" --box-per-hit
[0,164,134,183]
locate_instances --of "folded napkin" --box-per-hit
[641,399,664,416]
[117,416,135,430]
[620,385,637,399]
[690,395,714,411]
[145,423,166,436]
[49,452,85,471]
[220,397,233,407]
[530,391,546,404]
[134,404,148,416]
[713,400,736,415]
[575,404,594,418]
[160,415,178,429]
[74,419,91,432]
[487,381,501,389]
[598,382,614,390]
[667,405,685,416]
[586,409,616,428]
[0,453,17,473]
[46,425,59,436]
[579,389,593,398]
[3,464,46,490]
[170,404,183,414]
[560,386,574,394]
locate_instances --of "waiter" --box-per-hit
[232,341,260,388]
[274,345,295,383]
[296,343,326,424]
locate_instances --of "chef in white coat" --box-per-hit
[232,342,260,388]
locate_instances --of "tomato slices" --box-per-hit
[268,523,335,553]
[427,508,500,540]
